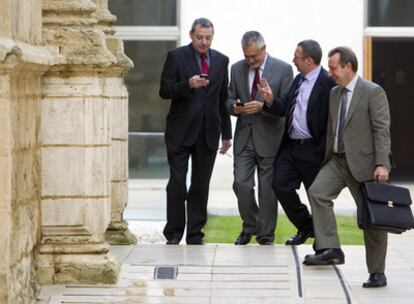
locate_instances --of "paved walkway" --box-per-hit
[38,233,414,304]
[37,180,414,303]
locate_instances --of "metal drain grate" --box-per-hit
[154,266,178,279]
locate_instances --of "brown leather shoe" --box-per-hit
[362,273,387,288]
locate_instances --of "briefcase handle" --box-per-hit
[374,177,390,184]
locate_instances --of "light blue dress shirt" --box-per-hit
[289,66,322,139]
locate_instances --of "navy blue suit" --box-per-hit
[159,43,231,243]
[263,67,335,233]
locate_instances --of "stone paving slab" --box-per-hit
[38,244,345,304]
[38,229,414,304]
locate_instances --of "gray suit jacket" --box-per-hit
[325,76,392,182]
[227,55,293,157]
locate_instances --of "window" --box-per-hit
[109,0,176,26]
[368,0,414,27]
[108,0,179,178]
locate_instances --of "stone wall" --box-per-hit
[0,0,134,302]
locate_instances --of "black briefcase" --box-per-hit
[356,181,414,234]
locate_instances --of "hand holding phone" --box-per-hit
[190,74,209,88]
[234,99,244,114]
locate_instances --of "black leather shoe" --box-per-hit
[260,241,274,245]
[362,273,387,288]
[303,248,345,265]
[285,230,314,246]
[257,239,274,245]
[187,240,205,245]
[235,232,254,245]
[166,238,180,245]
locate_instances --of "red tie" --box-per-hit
[200,54,209,75]
[251,69,260,100]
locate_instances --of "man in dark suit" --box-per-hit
[159,18,232,245]
[261,40,335,246]
[227,31,293,245]
[303,47,392,288]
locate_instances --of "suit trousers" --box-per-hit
[308,154,388,273]
[272,141,321,233]
[233,136,278,242]
[164,125,217,244]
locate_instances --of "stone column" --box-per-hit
[0,46,49,304]
[1,0,51,302]
[36,0,119,284]
[104,70,137,245]
[0,50,48,304]
[93,0,136,245]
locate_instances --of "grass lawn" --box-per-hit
[204,214,364,245]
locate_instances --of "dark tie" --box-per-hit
[287,75,305,135]
[251,68,260,100]
[337,87,349,153]
[200,54,209,76]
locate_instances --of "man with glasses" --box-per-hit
[159,18,232,245]
[227,31,292,245]
[261,40,335,246]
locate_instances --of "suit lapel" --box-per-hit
[184,44,201,76]
[307,68,325,114]
[260,57,275,101]
[262,57,273,83]
[240,61,250,101]
[208,50,220,82]
[344,77,363,129]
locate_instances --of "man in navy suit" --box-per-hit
[159,18,232,245]
[261,40,335,245]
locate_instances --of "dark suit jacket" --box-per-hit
[263,67,335,161]
[159,43,232,151]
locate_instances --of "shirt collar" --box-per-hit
[303,65,321,82]
[196,50,210,61]
[344,75,358,93]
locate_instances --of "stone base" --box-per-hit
[105,220,137,245]
[36,246,120,284]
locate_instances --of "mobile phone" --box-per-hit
[200,73,209,79]
[235,101,244,107]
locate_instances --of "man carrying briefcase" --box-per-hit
[303,47,393,288]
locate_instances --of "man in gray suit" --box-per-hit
[303,47,392,288]
[227,31,293,245]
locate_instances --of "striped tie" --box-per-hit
[337,87,349,153]
[287,75,305,135]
